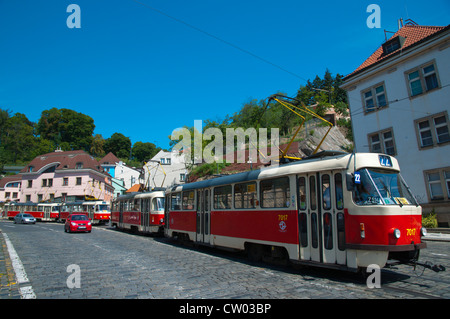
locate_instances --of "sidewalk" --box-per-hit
[423,232,450,242]
[0,231,21,299]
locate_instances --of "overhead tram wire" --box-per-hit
[131,0,308,82]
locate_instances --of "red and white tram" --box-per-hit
[111,190,165,235]
[165,152,427,271]
[3,202,61,222]
[60,200,110,224]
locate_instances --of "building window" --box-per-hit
[179,173,186,182]
[382,35,406,55]
[406,61,440,97]
[76,162,83,169]
[368,128,396,155]
[424,168,450,201]
[28,166,34,172]
[26,195,31,202]
[361,83,388,114]
[27,180,32,188]
[63,177,69,186]
[415,112,450,149]
[76,177,82,185]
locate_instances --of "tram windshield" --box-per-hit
[153,197,165,211]
[96,204,110,211]
[353,168,417,206]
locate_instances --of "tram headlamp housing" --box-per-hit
[420,227,427,237]
[393,228,401,239]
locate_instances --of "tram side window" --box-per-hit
[337,212,345,251]
[299,212,308,247]
[134,199,140,212]
[182,191,195,210]
[322,174,331,210]
[214,185,232,209]
[171,193,182,210]
[298,177,307,210]
[309,176,317,210]
[234,182,257,209]
[335,173,344,210]
[205,190,210,211]
[323,212,333,250]
[260,177,290,208]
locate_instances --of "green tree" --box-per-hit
[3,113,36,163]
[104,133,131,159]
[90,134,105,158]
[36,108,95,151]
[132,141,161,163]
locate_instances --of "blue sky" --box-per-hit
[1,0,449,149]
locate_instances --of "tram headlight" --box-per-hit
[420,227,427,237]
[393,228,401,239]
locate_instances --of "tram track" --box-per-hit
[380,284,442,299]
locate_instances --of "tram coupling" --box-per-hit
[411,260,446,273]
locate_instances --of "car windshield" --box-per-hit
[23,213,32,217]
[72,215,88,221]
[353,168,418,206]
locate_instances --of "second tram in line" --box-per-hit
[164,152,427,271]
[111,190,166,235]
[60,200,111,224]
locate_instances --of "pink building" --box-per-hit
[0,174,22,202]
[15,150,114,203]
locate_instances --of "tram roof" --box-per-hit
[115,190,165,201]
[169,152,400,192]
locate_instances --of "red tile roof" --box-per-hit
[345,24,449,80]
[20,150,105,174]
[0,174,22,188]
[126,184,144,193]
[99,152,120,165]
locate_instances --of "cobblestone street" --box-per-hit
[1,220,449,303]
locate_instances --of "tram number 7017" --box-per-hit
[406,228,416,236]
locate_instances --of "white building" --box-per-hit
[100,152,144,195]
[342,22,450,226]
[143,150,188,189]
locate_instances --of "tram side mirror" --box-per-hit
[346,173,355,191]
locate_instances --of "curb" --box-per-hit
[0,231,21,299]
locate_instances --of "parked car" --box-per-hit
[64,214,92,233]
[14,213,36,224]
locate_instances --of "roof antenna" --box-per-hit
[398,18,404,30]
[405,19,418,26]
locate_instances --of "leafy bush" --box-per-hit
[422,211,438,228]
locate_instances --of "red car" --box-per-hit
[65,214,92,233]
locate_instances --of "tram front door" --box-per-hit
[297,171,346,265]
[196,189,211,244]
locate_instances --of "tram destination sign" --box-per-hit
[379,155,392,167]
